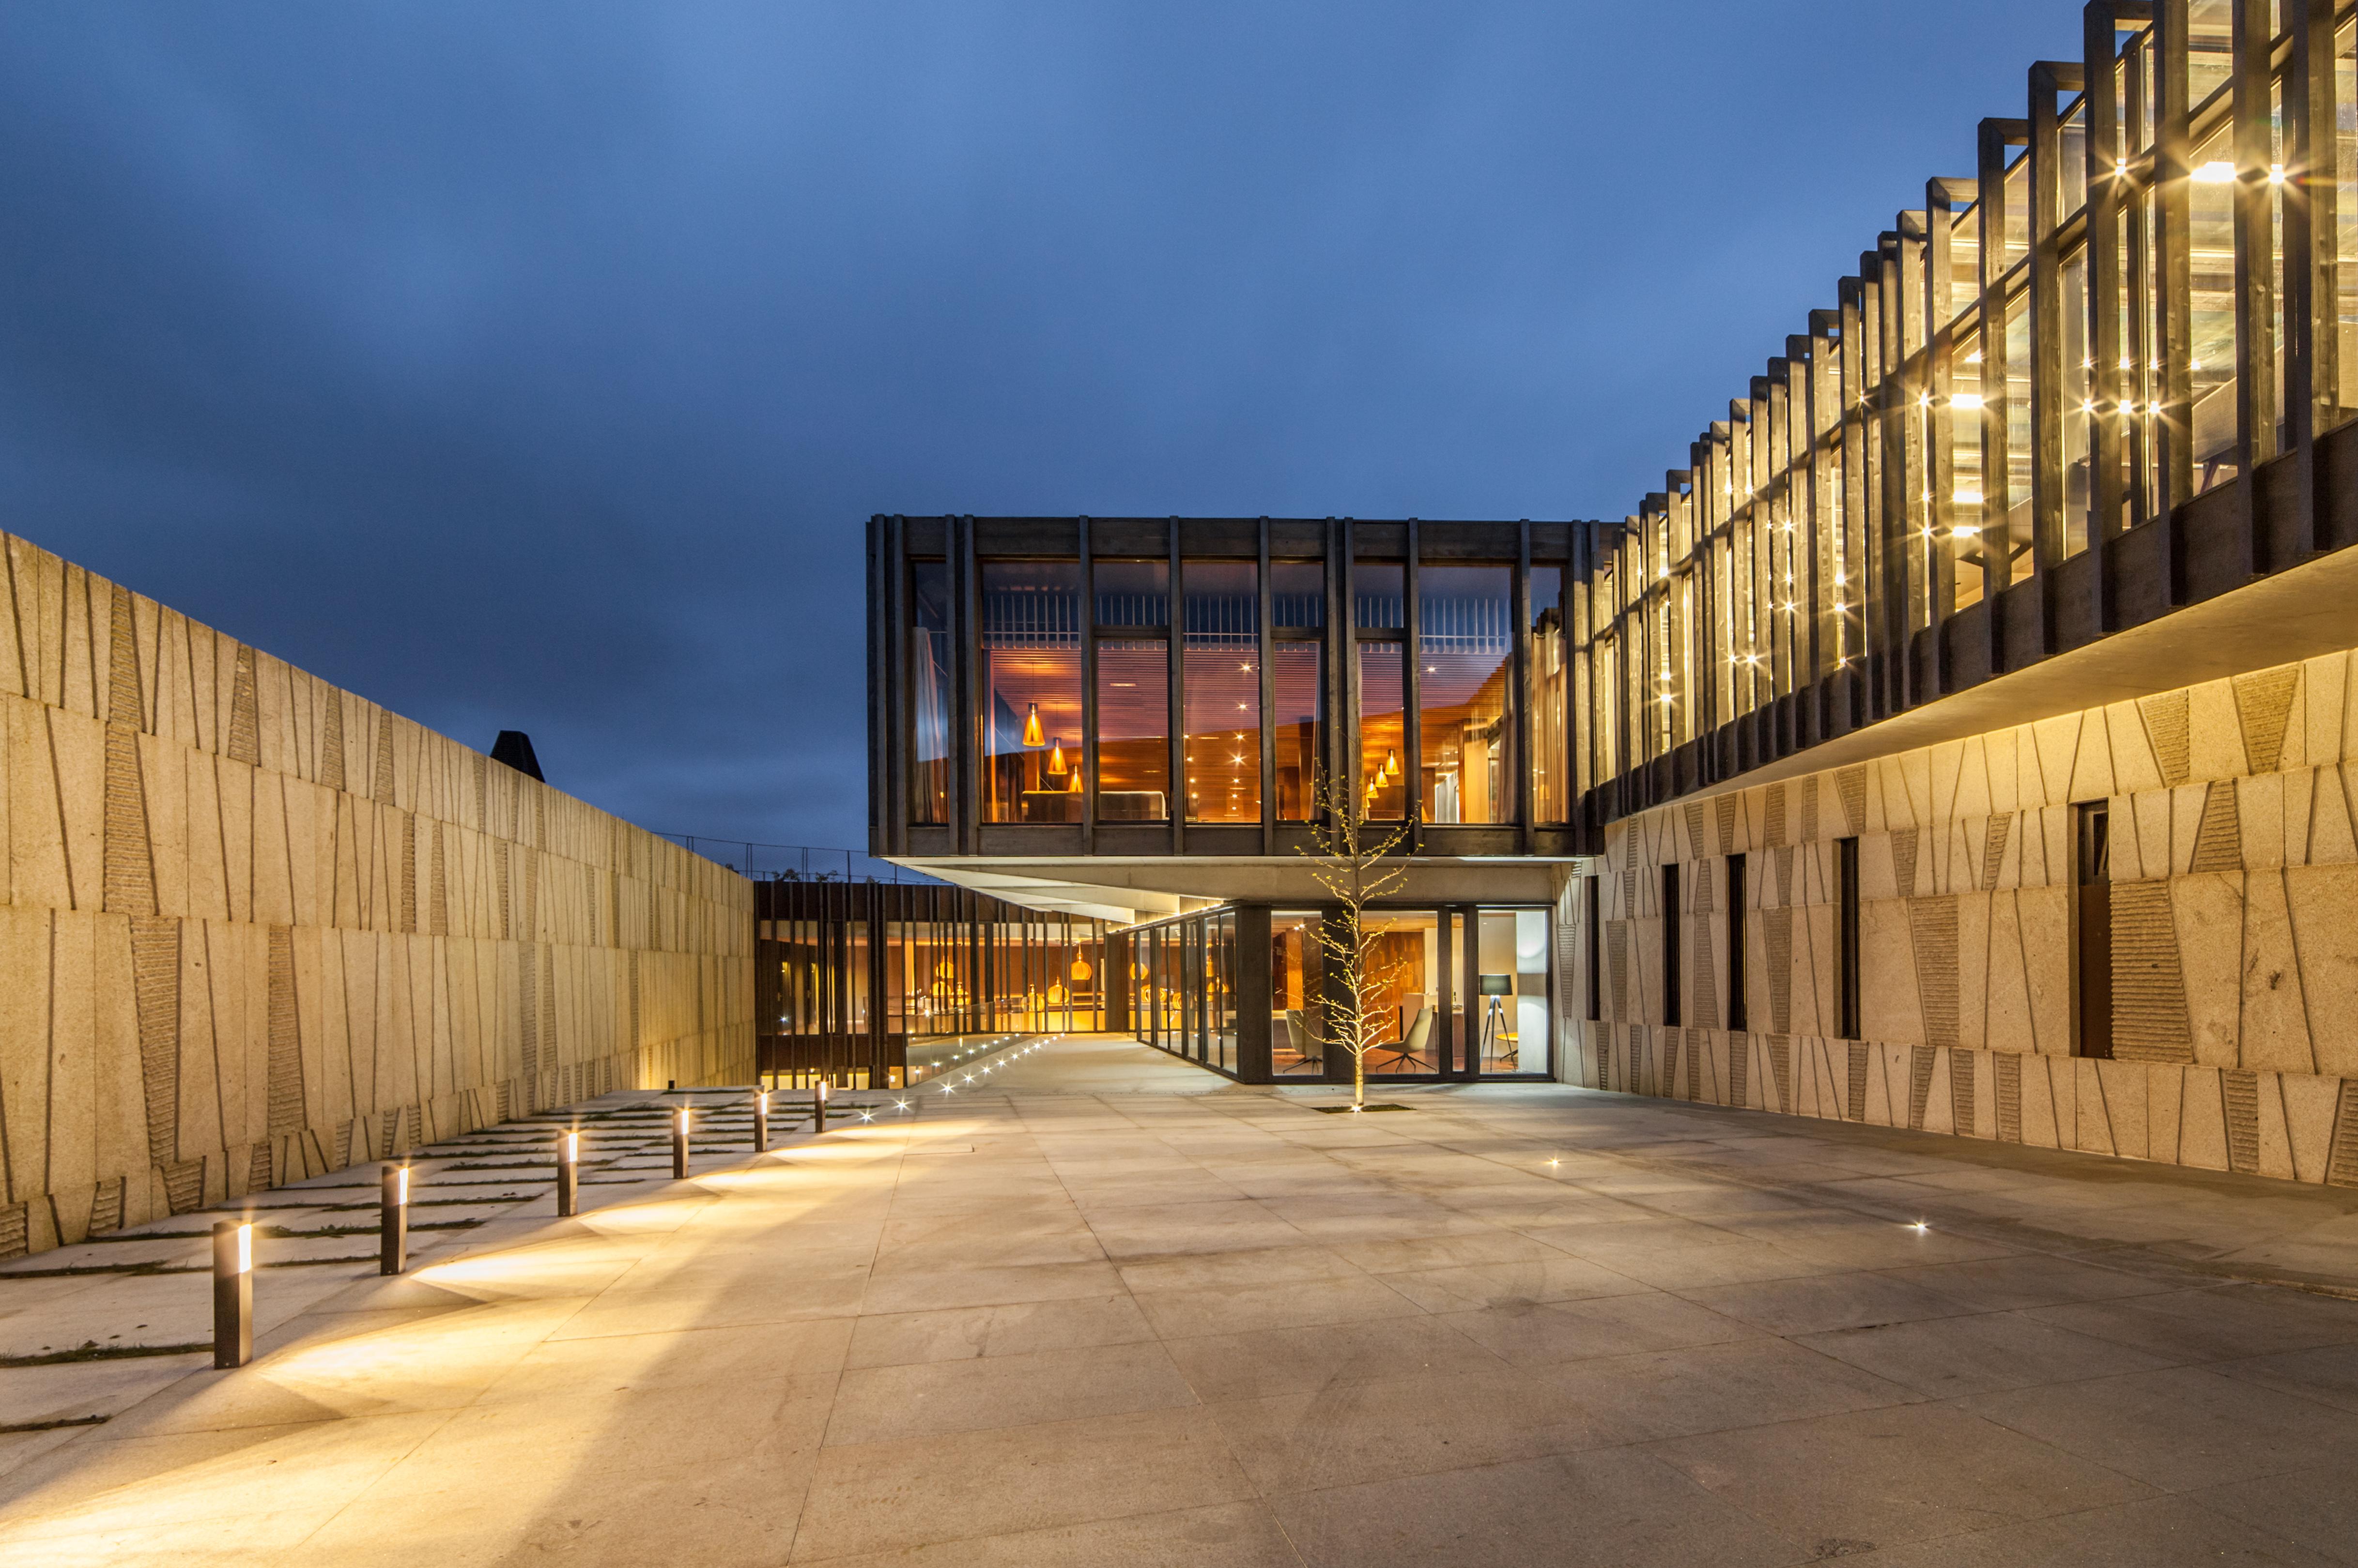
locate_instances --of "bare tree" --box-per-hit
[1296,770,1413,1109]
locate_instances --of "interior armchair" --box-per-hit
[1280,1008,1321,1073]
[1370,1006,1434,1072]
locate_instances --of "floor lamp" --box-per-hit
[1478,974,1512,1067]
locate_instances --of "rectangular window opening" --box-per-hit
[2076,802,2113,1060]
[1837,838,1861,1040]
[1584,875,1602,1022]
[1726,854,1748,1033]
[1183,561,1261,823]
[1661,863,1682,1028]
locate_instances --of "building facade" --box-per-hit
[0,532,755,1260]
[868,517,1582,1087]
[756,876,1112,1088]
[1569,0,2358,1183]
[868,0,2358,1180]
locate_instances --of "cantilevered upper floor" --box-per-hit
[865,515,1594,914]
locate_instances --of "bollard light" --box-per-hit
[815,1078,829,1134]
[673,1105,691,1178]
[380,1163,410,1275]
[755,1090,771,1153]
[556,1129,580,1217]
[213,1219,253,1368]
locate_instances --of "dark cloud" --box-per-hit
[0,0,2081,849]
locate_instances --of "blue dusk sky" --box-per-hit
[0,0,2082,852]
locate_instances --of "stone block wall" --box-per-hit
[0,534,754,1258]
[1560,646,2358,1184]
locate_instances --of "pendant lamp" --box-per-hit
[1046,736,1067,775]
[1021,703,1044,747]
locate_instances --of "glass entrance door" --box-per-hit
[1470,908,1550,1077]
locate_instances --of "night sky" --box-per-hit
[0,1,2081,856]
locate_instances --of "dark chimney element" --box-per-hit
[490,731,545,782]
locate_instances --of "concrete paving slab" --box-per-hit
[1796,1308,2180,1396]
[5,1040,2358,1563]
[1270,1447,1800,1568]
[1645,1399,2156,1550]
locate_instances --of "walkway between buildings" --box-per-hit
[8,1036,2358,1564]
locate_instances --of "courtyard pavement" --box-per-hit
[9,1035,2358,1564]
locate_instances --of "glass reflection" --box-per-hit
[1271,911,1325,1075]
[1358,645,1406,819]
[1272,562,1323,821]
[1094,560,1170,821]
[1529,566,1566,824]
[1475,908,1550,1076]
[981,562,1081,823]
[1184,562,1260,822]
[2188,125,2239,491]
[1418,565,1512,823]
[1095,641,1168,820]
[909,562,952,825]
[2061,246,2092,557]
[1953,330,1987,610]
[1273,645,1321,822]
[1362,911,1440,1074]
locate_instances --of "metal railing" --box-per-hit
[653,837,941,885]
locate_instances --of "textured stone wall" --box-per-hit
[1562,647,2358,1184]
[0,534,754,1258]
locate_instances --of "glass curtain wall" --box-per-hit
[1134,911,1231,1072]
[1355,563,1407,819]
[764,900,1109,1062]
[981,562,1081,823]
[1530,565,1567,824]
[909,562,953,825]
[1126,903,1553,1081]
[2188,126,2240,492]
[1183,562,1261,822]
[2061,246,2093,558]
[1561,9,2358,812]
[1953,329,1988,609]
[952,548,1578,839]
[1417,565,1513,823]
[1094,559,1170,821]
[1271,911,1325,1074]
[1206,911,1237,1073]
[2341,20,2358,413]
[1361,911,1441,1073]
[1271,562,1324,820]
[1473,908,1551,1075]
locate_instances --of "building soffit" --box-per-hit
[1704,543,2358,803]
[890,854,1587,922]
